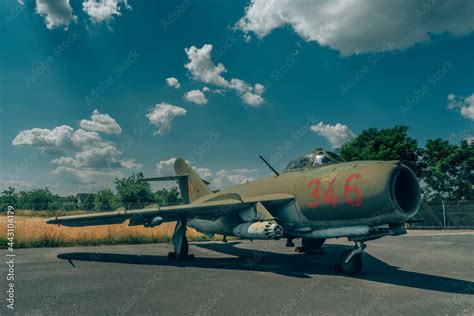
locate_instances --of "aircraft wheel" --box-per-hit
[302,238,325,254]
[339,249,363,275]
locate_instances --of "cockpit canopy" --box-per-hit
[283,148,345,172]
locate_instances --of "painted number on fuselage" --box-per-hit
[344,173,363,207]
[307,173,363,208]
[307,178,321,208]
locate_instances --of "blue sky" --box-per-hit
[1,0,473,195]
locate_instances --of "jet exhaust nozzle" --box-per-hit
[233,221,284,240]
[389,166,421,216]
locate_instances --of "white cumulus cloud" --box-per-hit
[51,166,123,185]
[155,157,179,176]
[82,0,131,24]
[236,0,474,56]
[12,110,142,186]
[310,121,355,148]
[35,0,77,30]
[185,44,229,87]
[241,91,264,107]
[448,93,474,120]
[184,44,265,106]
[146,103,187,135]
[184,89,208,105]
[166,77,181,89]
[12,125,93,155]
[51,145,121,169]
[79,109,122,134]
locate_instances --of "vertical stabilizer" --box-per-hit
[174,158,212,203]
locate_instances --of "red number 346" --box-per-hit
[307,173,363,208]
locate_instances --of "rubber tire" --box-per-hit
[339,249,363,275]
[302,238,326,254]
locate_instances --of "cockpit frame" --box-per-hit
[282,149,345,173]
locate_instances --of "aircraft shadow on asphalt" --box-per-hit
[58,241,474,295]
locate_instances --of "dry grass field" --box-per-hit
[0,214,216,248]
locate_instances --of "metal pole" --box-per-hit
[442,200,446,228]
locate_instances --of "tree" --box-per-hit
[61,195,79,211]
[454,140,474,200]
[80,195,95,211]
[340,125,422,176]
[17,188,56,210]
[94,189,120,211]
[154,187,182,206]
[0,187,18,211]
[422,139,474,201]
[114,173,153,209]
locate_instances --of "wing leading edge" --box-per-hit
[46,193,294,227]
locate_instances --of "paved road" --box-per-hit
[2,231,474,315]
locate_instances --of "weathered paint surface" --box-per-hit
[189,160,419,235]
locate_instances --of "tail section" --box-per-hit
[174,158,212,203]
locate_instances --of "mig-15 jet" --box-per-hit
[47,148,421,275]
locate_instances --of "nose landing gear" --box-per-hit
[335,241,366,275]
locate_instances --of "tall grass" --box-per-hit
[0,216,216,248]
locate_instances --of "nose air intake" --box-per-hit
[389,166,421,215]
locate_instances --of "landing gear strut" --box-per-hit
[296,238,326,254]
[168,217,194,262]
[335,241,366,275]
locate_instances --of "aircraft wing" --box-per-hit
[46,193,294,227]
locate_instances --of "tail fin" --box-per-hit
[174,158,212,203]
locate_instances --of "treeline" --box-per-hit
[0,173,181,211]
[339,126,473,202]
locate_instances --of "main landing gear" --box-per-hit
[168,217,194,262]
[294,238,326,254]
[335,241,366,275]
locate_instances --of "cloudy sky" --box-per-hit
[1,0,473,195]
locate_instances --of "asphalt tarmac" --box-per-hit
[2,230,473,315]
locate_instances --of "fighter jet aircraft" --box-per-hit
[47,148,421,275]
